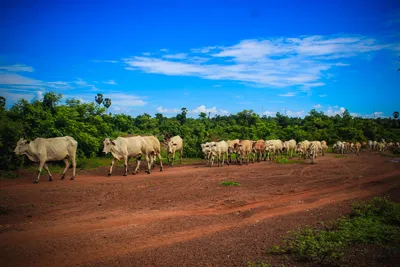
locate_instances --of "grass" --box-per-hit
[220,181,241,186]
[268,197,400,266]
[276,157,303,164]
[334,155,347,158]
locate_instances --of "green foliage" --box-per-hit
[269,197,400,265]
[1,93,400,171]
[220,181,240,186]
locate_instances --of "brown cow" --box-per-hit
[253,140,265,163]
[234,140,253,165]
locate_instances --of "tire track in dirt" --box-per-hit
[72,172,398,266]
[2,169,399,246]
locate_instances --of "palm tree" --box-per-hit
[0,96,5,109]
[95,93,104,106]
[393,111,399,119]
[103,98,112,115]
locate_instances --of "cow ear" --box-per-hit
[111,141,116,146]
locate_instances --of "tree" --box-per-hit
[393,111,399,119]
[95,93,104,106]
[103,98,112,115]
[42,92,62,111]
[176,107,188,124]
[0,96,5,109]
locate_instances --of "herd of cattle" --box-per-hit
[201,139,328,167]
[12,135,398,183]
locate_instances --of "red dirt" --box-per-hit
[0,154,399,266]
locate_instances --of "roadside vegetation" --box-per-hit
[267,197,400,266]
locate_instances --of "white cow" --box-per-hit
[282,139,297,157]
[296,140,310,159]
[210,141,229,167]
[265,139,283,161]
[166,136,184,166]
[227,139,240,164]
[142,136,163,172]
[103,136,155,176]
[14,136,78,184]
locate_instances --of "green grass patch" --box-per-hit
[269,197,400,266]
[334,155,347,158]
[220,181,240,186]
[276,157,303,164]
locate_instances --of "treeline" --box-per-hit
[0,92,399,171]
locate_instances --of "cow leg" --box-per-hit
[108,158,116,176]
[35,161,45,184]
[43,163,53,182]
[123,156,128,176]
[145,154,153,174]
[133,155,141,174]
[70,154,77,180]
[170,151,175,166]
[61,158,70,180]
[180,149,183,164]
[157,153,163,172]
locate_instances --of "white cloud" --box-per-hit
[163,53,188,59]
[156,106,180,113]
[326,106,346,116]
[319,94,328,97]
[286,110,305,117]
[124,34,396,89]
[268,100,285,103]
[263,111,276,116]
[279,92,296,97]
[190,105,229,115]
[156,105,229,115]
[92,60,118,63]
[313,104,322,109]
[142,52,151,56]
[263,109,305,117]
[0,73,41,85]
[102,80,116,85]
[213,84,222,87]
[0,64,34,72]
[74,78,92,87]
[160,48,169,52]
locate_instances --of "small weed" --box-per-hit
[21,203,34,208]
[220,181,240,186]
[334,155,347,158]
[0,195,11,201]
[0,206,11,215]
[49,203,56,207]
[247,261,270,267]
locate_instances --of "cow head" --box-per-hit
[14,138,30,155]
[103,138,116,154]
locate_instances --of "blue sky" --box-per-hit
[1,0,399,118]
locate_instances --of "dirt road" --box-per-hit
[1,154,399,266]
